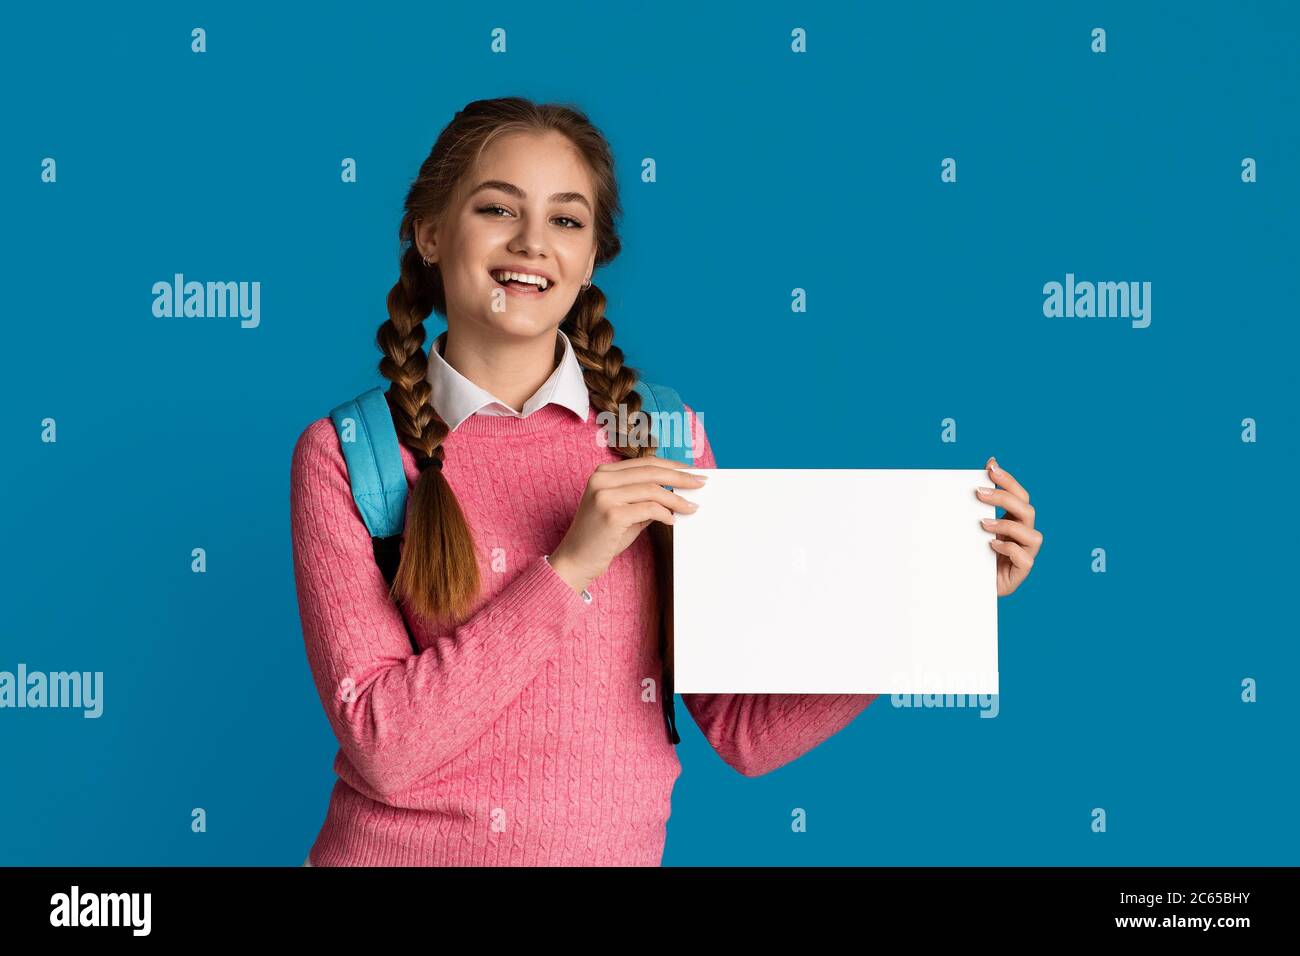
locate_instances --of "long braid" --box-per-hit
[376,236,480,627]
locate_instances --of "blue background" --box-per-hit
[1,0,1295,865]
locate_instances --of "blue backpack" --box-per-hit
[329,380,694,745]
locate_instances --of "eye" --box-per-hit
[478,204,583,229]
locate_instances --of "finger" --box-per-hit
[980,517,1043,553]
[597,463,708,489]
[602,482,700,515]
[615,500,677,528]
[976,487,1034,527]
[989,537,1033,570]
[631,482,701,514]
[985,458,1029,505]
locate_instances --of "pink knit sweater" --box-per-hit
[290,398,876,866]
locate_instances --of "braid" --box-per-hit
[563,283,657,462]
[376,237,480,626]
[378,245,446,467]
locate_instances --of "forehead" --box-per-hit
[466,130,595,199]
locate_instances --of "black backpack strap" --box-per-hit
[660,626,681,745]
[635,379,692,747]
[372,534,420,655]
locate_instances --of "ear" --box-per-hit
[414,216,440,264]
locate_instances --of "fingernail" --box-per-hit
[977,487,994,496]
[981,518,995,527]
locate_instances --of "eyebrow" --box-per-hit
[468,179,592,214]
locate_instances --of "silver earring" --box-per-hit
[421,254,434,267]
[581,276,591,290]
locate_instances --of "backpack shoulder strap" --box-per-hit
[329,386,419,654]
[329,386,409,539]
[633,380,695,467]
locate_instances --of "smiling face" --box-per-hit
[415,130,599,339]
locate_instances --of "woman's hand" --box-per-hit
[977,457,1042,597]
[548,457,708,594]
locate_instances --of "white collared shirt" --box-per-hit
[425,328,590,432]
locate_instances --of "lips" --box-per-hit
[489,269,552,295]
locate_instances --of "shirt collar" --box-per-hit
[425,327,590,432]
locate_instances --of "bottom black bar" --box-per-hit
[0,866,1291,940]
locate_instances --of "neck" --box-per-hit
[437,324,564,413]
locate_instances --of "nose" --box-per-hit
[508,207,550,257]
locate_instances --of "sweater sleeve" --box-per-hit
[675,403,878,777]
[290,417,590,800]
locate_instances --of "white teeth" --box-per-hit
[491,270,549,291]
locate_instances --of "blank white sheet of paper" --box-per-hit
[671,469,999,694]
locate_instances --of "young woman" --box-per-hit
[290,97,1043,867]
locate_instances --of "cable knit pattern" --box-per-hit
[291,399,877,866]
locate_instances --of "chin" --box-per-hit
[478,308,564,339]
